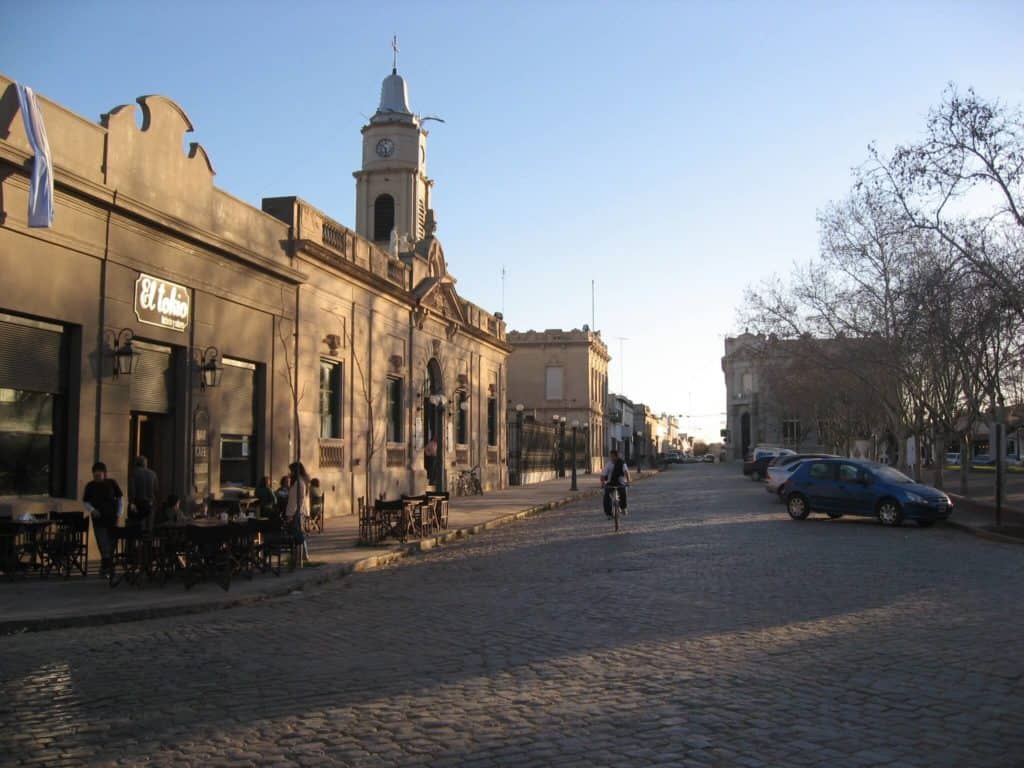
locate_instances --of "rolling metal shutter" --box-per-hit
[0,317,63,393]
[220,360,254,434]
[130,344,172,414]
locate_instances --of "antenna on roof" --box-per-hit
[392,35,399,72]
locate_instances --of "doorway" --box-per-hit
[130,412,172,501]
[423,358,445,490]
[740,412,751,459]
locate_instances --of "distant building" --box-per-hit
[607,393,635,463]
[507,327,609,472]
[633,403,660,468]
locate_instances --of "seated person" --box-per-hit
[158,495,183,525]
[275,475,291,510]
[255,475,278,519]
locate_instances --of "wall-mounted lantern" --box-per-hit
[199,346,224,391]
[110,329,136,378]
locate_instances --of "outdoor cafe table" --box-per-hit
[1,516,54,576]
[162,518,267,589]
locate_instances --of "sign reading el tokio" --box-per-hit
[134,273,190,332]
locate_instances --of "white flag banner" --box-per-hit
[15,83,54,228]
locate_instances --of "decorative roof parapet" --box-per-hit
[263,196,410,291]
[507,327,608,353]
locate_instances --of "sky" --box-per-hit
[3,0,1022,442]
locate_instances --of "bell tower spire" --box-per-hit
[353,44,432,245]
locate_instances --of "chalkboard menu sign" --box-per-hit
[193,405,210,496]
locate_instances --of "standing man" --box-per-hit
[130,455,159,530]
[600,448,630,518]
[425,437,438,488]
[83,462,123,577]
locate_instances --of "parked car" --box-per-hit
[971,454,995,466]
[743,447,795,481]
[662,451,683,464]
[783,458,953,527]
[945,452,961,466]
[766,453,837,497]
[701,454,715,463]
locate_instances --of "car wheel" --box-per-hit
[787,494,809,520]
[877,499,903,527]
[750,470,761,481]
[917,520,935,528]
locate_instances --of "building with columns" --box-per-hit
[0,64,508,525]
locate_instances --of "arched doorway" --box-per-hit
[423,358,445,490]
[740,412,751,459]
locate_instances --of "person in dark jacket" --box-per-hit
[255,476,278,522]
[83,461,123,576]
[130,455,159,530]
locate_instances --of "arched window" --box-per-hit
[373,194,395,242]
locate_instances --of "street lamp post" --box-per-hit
[583,423,591,474]
[570,419,579,491]
[551,414,560,477]
[514,403,524,486]
[559,416,567,477]
[552,415,567,478]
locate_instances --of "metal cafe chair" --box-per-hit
[45,512,90,578]
[183,522,233,591]
[425,491,449,530]
[401,495,434,538]
[0,519,28,580]
[371,499,407,543]
[258,516,296,576]
[109,524,146,587]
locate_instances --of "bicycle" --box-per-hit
[453,466,483,497]
[604,483,627,532]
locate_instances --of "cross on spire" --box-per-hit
[392,35,399,73]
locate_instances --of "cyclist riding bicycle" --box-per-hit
[600,448,630,518]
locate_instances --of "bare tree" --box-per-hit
[343,312,388,503]
[277,287,308,462]
[875,85,1024,302]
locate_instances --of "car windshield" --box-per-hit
[872,466,914,484]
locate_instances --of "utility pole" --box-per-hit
[615,337,628,394]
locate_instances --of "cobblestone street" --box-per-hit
[2,465,1023,767]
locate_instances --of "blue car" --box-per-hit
[783,458,953,527]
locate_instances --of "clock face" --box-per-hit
[375,138,395,158]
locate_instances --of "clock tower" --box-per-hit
[354,65,432,245]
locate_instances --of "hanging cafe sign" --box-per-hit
[134,273,190,332]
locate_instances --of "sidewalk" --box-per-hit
[0,471,632,635]
[945,491,1024,544]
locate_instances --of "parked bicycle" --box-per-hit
[453,466,483,497]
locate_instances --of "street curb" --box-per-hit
[0,471,661,635]
[943,519,1024,547]
[943,492,1024,547]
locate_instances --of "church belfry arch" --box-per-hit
[373,194,395,242]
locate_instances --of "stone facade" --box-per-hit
[722,333,828,460]
[507,328,609,473]
[0,67,508,522]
